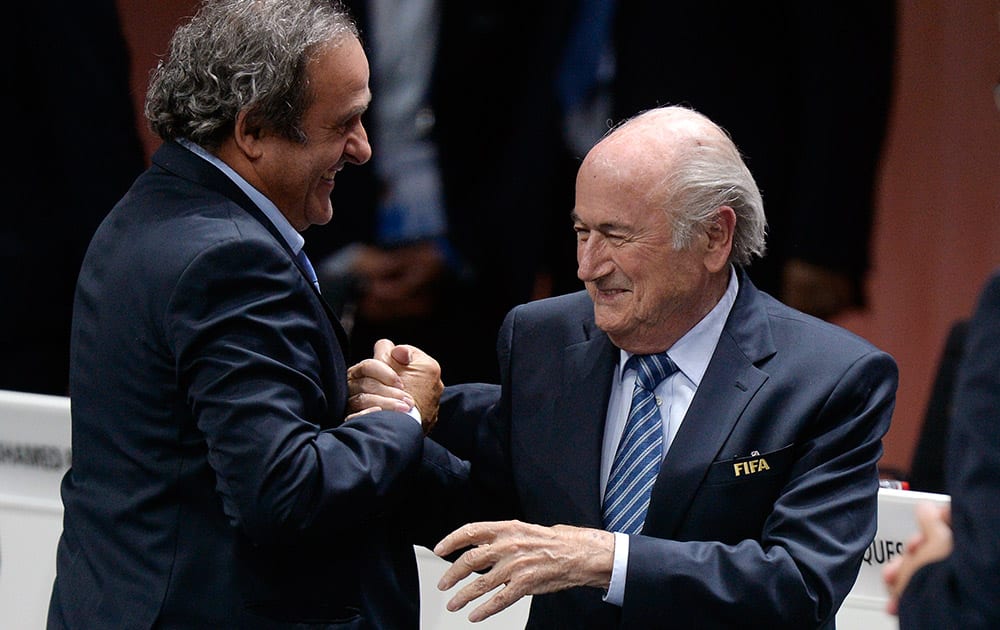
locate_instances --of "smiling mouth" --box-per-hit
[590,286,630,305]
[590,280,627,294]
[321,164,344,185]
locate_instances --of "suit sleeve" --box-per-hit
[414,383,513,544]
[167,236,427,544]
[898,272,1000,628]
[623,349,897,628]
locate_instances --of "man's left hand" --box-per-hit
[433,520,615,622]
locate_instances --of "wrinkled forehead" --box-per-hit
[576,147,666,217]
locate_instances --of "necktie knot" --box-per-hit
[628,352,677,392]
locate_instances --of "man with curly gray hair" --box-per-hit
[47,1,466,627]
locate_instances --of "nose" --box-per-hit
[344,121,372,165]
[576,234,609,282]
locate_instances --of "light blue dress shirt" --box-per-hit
[603,265,739,605]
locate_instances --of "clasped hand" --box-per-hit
[345,338,442,434]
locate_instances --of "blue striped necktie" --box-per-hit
[295,248,321,293]
[603,352,678,534]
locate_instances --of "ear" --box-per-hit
[704,205,736,273]
[232,109,265,160]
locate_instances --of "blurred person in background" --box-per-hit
[883,269,1000,628]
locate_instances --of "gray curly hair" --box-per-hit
[145,0,358,150]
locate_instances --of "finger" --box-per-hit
[345,406,380,421]
[916,501,949,537]
[445,564,505,612]
[438,542,497,591]
[349,357,404,389]
[885,595,899,616]
[347,372,412,405]
[467,581,528,623]
[434,522,493,558]
[372,338,395,364]
[390,343,413,366]
[347,392,412,414]
[348,362,416,412]
[881,557,900,588]
[903,530,925,554]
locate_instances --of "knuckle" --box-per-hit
[472,574,494,592]
[489,589,511,608]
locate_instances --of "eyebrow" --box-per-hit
[572,211,630,234]
[337,88,371,124]
[346,92,372,121]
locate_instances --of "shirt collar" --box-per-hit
[178,138,305,254]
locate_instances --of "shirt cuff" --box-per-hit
[407,405,422,426]
[602,532,628,606]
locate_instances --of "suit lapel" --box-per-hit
[152,141,350,351]
[642,269,776,536]
[544,318,618,527]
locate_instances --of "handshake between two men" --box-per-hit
[347,339,615,624]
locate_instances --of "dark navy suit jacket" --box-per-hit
[898,270,1000,629]
[47,141,468,629]
[443,268,897,629]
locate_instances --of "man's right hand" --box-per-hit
[347,339,443,434]
[882,502,953,615]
